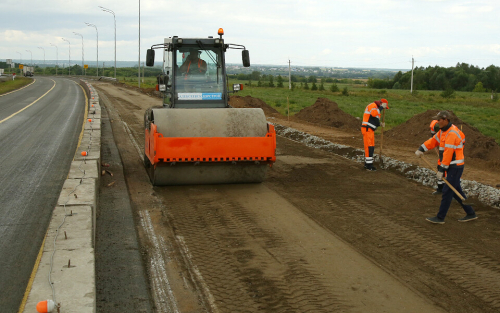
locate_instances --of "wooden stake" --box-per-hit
[379,110,386,166]
[287,96,290,122]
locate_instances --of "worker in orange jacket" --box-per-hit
[415,111,476,224]
[179,48,207,78]
[361,98,388,171]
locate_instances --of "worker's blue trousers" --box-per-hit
[437,166,475,220]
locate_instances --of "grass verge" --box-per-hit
[0,77,33,95]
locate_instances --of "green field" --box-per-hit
[229,80,500,144]
[119,76,500,144]
[0,77,33,95]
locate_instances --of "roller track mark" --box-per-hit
[325,198,500,310]
[161,190,351,312]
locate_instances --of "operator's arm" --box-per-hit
[418,134,440,152]
[179,59,190,73]
[199,59,207,73]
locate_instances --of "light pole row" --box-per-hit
[22,4,120,78]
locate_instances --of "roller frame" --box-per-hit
[144,122,276,185]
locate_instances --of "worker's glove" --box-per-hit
[436,171,444,180]
[380,103,387,109]
[415,150,424,157]
[380,122,385,128]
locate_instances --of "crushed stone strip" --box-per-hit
[272,123,500,209]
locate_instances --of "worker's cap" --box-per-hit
[188,48,200,54]
[434,110,451,120]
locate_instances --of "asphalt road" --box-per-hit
[0,77,85,312]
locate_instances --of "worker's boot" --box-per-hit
[432,183,444,195]
[364,164,376,171]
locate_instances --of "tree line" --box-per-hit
[368,63,500,92]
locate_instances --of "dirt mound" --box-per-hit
[385,110,500,163]
[229,95,280,115]
[294,98,361,130]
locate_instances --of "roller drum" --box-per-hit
[148,108,270,185]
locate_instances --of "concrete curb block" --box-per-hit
[23,80,100,313]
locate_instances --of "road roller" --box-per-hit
[144,29,276,185]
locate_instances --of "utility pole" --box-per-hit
[411,56,414,94]
[288,59,291,90]
[138,0,141,88]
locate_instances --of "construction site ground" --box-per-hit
[94,82,500,313]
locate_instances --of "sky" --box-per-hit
[2,0,500,70]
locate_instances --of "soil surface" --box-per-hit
[293,97,361,130]
[385,109,500,164]
[94,83,500,313]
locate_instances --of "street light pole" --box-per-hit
[38,47,45,75]
[85,22,99,77]
[16,51,22,75]
[73,32,84,75]
[62,38,71,75]
[138,0,141,87]
[25,50,32,67]
[50,43,58,75]
[99,6,116,78]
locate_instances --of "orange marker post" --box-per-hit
[36,299,55,312]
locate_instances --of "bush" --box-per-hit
[311,82,318,90]
[440,88,455,99]
[342,87,349,96]
[330,83,339,92]
[304,82,309,90]
[473,82,485,92]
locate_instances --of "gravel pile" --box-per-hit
[274,123,500,209]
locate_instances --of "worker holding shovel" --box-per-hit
[415,111,477,224]
[361,98,388,171]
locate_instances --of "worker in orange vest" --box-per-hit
[415,111,476,224]
[179,48,207,78]
[361,98,388,171]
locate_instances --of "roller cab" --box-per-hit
[144,30,276,185]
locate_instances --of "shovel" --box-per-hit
[420,155,473,205]
[379,110,386,168]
